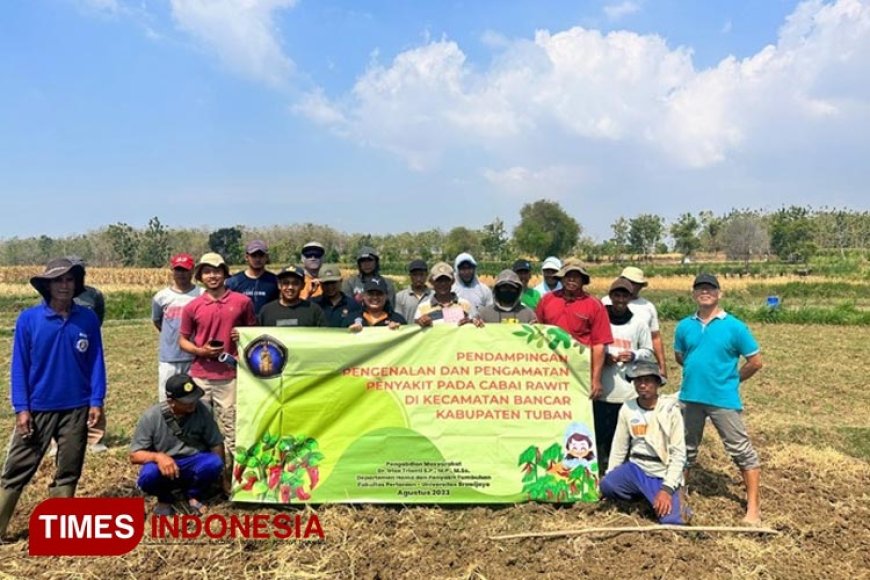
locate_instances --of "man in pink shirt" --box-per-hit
[179,253,256,466]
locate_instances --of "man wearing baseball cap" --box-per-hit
[414,262,481,327]
[675,273,763,524]
[601,266,668,379]
[314,263,362,328]
[300,241,326,300]
[343,246,397,307]
[152,253,203,401]
[130,373,224,516]
[0,258,107,538]
[348,278,407,332]
[226,239,279,315]
[598,277,654,471]
[259,266,327,328]
[534,256,563,296]
[394,259,434,324]
[512,259,541,309]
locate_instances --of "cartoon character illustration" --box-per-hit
[562,432,595,472]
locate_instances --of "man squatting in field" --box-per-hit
[179,252,256,489]
[131,373,225,516]
[0,258,107,538]
[600,360,690,524]
[675,273,764,524]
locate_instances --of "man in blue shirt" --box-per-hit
[0,258,107,539]
[225,239,279,315]
[674,273,763,524]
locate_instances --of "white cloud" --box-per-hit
[297,0,870,179]
[482,165,589,197]
[603,1,642,22]
[169,0,297,86]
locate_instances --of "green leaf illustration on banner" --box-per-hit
[513,324,583,355]
[233,432,323,503]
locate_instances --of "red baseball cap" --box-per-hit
[170,253,195,270]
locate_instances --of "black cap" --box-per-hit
[277,265,306,280]
[357,246,379,261]
[408,259,428,273]
[512,259,532,273]
[693,273,720,289]
[165,374,205,404]
[363,277,389,293]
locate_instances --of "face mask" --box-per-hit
[495,286,520,305]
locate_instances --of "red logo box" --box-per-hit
[29,497,145,556]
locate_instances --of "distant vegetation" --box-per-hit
[1,203,868,273]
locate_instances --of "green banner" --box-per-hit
[233,324,599,504]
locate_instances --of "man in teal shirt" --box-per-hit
[674,273,763,524]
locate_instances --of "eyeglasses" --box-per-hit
[302,252,324,259]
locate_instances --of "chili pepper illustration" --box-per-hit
[280,484,292,503]
[306,466,320,490]
[268,466,282,490]
[295,487,311,501]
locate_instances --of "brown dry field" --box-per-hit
[0,320,868,579]
[0,264,853,295]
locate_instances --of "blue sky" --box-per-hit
[2,0,868,241]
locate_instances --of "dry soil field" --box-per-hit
[0,317,867,579]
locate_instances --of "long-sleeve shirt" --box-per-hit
[607,395,685,492]
[601,313,654,403]
[10,303,107,413]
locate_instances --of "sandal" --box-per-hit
[186,498,208,516]
[153,503,174,516]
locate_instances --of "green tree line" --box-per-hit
[2,204,868,268]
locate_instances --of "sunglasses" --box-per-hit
[303,252,324,259]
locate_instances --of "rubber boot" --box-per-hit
[48,484,76,498]
[0,488,22,539]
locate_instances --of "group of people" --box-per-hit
[0,239,764,536]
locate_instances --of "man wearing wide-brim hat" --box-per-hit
[535,258,613,400]
[179,252,256,474]
[0,258,107,538]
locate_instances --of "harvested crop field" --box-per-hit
[0,321,868,578]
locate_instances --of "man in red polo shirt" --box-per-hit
[536,258,612,399]
[179,253,256,463]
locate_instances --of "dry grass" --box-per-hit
[0,266,852,296]
[0,321,867,578]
